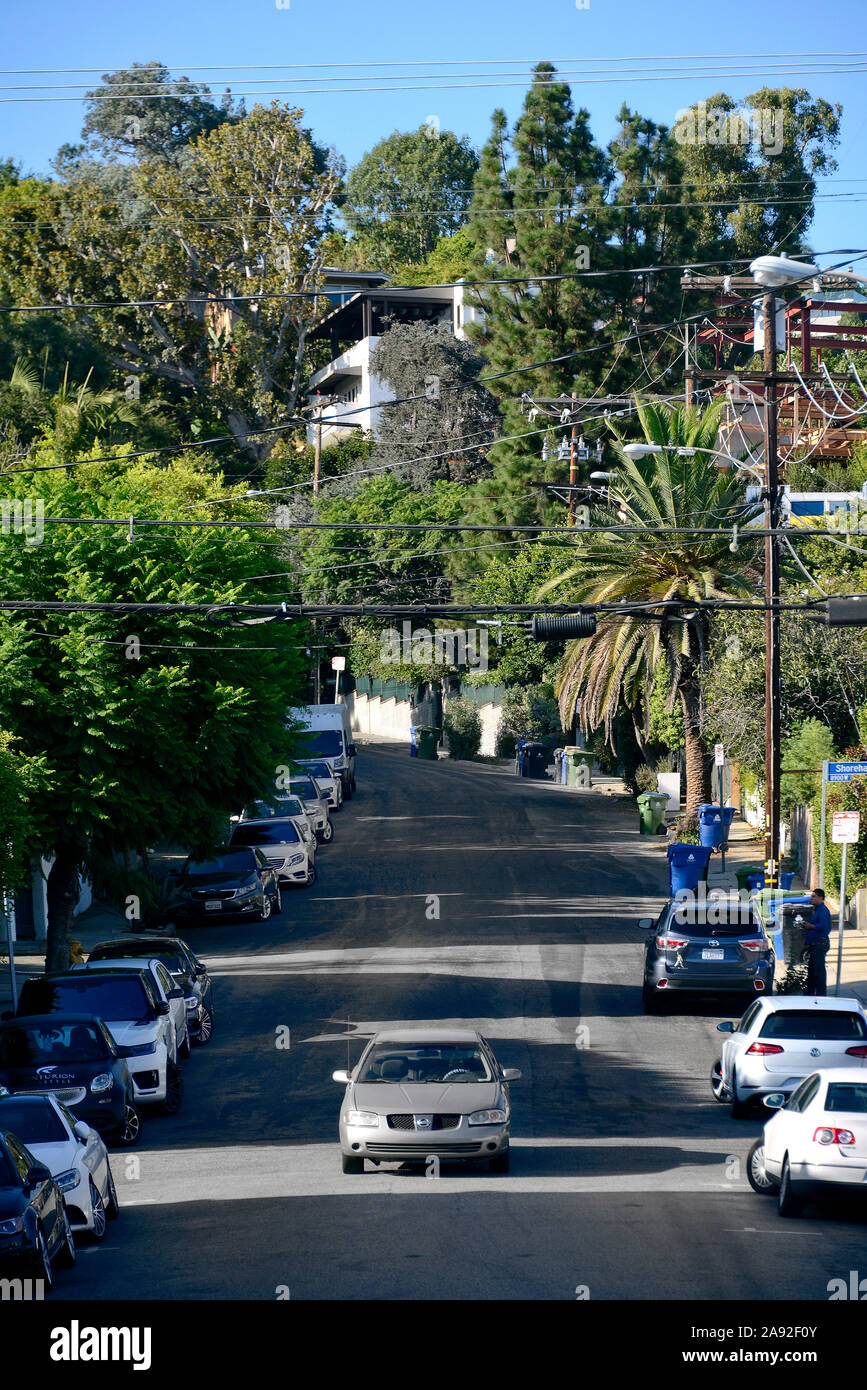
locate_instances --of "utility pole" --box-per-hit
[313,391,322,499]
[763,292,782,890]
[567,394,578,527]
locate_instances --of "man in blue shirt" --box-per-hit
[804,888,833,995]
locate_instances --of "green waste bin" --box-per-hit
[563,746,593,787]
[637,791,669,835]
[417,727,440,760]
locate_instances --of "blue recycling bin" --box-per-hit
[667,842,714,895]
[697,804,725,850]
[746,872,765,893]
[515,738,530,778]
[780,872,795,889]
[409,726,418,758]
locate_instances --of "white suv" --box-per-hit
[229,817,316,888]
[72,957,190,1059]
[713,995,867,1117]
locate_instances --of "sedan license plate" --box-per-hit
[205,899,223,912]
[702,948,725,960]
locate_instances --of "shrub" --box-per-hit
[673,813,700,844]
[443,697,482,760]
[634,764,658,795]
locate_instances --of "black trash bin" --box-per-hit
[778,902,814,968]
[525,741,550,780]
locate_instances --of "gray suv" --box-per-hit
[640,896,775,1013]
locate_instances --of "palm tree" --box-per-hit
[539,400,761,813]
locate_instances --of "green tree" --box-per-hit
[540,401,760,813]
[0,447,308,970]
[464,64,610,525]
[368,321,499,487]
[80,62,240,164]
[341,126,478,271]
[781,718,836,818]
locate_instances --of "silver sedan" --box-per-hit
[334,1029,520,1174]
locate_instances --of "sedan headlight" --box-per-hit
[0,1216,23,1235]
[286,854,304,867]
[0,1086,8,1097]
[234,880,259,899]
[332,757,345,769]
[343,1111,380,1127]
[90,1071,115,1092]
[468,1108,508,1126]
[185,996,199,1013]
[55,1168,81,1192]
[119,1043,156,1059]
[178,888,192,900]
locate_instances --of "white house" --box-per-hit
[306,274,484,447]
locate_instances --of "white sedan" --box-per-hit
[0,1093,118,1240]
[747,1069,867,1216]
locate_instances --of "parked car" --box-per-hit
[0,1095,118,1241]
[172,847,282,922]
[86,936,215,1047]
[712,995,867,1117]
[295,758,343,811]
[284,774,332,843]
[229,816,316,888]
[747,1070,867,1217]
[0,1126,76,1289]
[639,896,775,1012]
[241,796,315,848]
[16,970,183,1116]
[0,1014,141,1146]
[71,956,190,1059]
[333,1028,521,1175]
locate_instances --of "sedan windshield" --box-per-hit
[358,1043,493,1083]
[245,798,304,820]
[185,851,256,876]
[300,761,333,781]
[0,1021,109,1064]
[289,778,318,801]
[0,1100,67,1144]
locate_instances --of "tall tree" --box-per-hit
[463,64,610,525]
[540,402,760,813]
[340,126,478,271]
[79,61,240,164]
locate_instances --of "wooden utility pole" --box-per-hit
[763,292,782,889]
[567,394,578,526]
[313,391,322,498]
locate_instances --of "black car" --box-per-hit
[172,846,281,923]
[0,1014,141,1146]
[640,896,776,1013]
[0,1127,76,1291]
[87,936,215,1046]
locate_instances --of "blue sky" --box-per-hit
[3,0,866,268]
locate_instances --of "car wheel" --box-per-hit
[88,1177,107,1242]
[114,1100,143,1148]
[321,820,334,843]
[642,982,663,1014]
[342,1153,364,1174]
[30,1224,54,1290]
[179,1029,192,1060]
[489,1150,510,1174]
[105,1163,119,1220]
[55,1207,77,1268]
[710,1058,730,1103]
[193,1004,214,1046]
[778,1155,806,1217]
[258,891,272,922]
[305,862,317,887]
[272,885,282,914]
[747,1139,779,1195]
[161,1062,184,1116]
[344,779,353,800]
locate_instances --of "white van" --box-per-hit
[290,703,357,799]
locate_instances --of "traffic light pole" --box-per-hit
[763,291,782,889]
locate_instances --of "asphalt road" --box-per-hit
[56,743,867,1301]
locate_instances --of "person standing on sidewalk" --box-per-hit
[804,888,832,995]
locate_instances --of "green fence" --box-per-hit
[353,676,414,702]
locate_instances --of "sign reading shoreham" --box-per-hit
[827,762,867,782]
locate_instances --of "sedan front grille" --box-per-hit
[191,888,236,900]
[14,1086,86,1105]
[387,1114,462,1131]
[366,1142,484,1156]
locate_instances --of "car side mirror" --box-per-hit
[332,1069,351,1083]
[501,1069,522,1081]
[348,745,357,756]
[716,1021,735,1033]
[73,1121,91,1143]
[763,1093,786,1110]
[637,918,654,930]
[156,1001,170,1016]
[27,1162,52,1186]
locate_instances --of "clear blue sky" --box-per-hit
[3,0,866,266]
